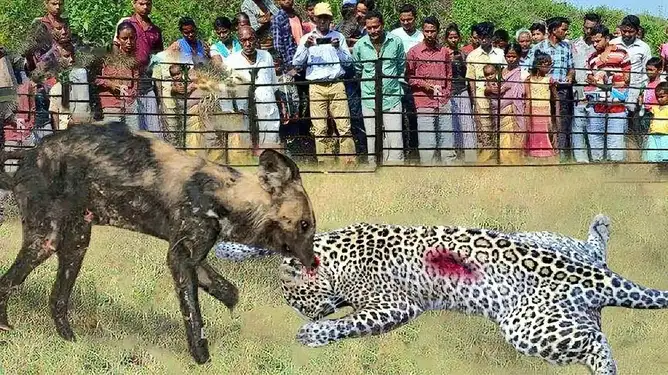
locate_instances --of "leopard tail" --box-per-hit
[601,271,668,309]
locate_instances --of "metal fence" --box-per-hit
[1,56,665,173]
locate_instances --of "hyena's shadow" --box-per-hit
[1,269,237,352]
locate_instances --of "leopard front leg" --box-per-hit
[296,300,423,347]
[213,241,275,262]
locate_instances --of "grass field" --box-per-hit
[2,165,668,374]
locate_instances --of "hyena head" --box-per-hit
[253,150,317,269]
[200,150,316,269]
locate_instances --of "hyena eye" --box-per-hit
[300,220,310,231]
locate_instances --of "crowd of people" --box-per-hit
[2,0,668,167]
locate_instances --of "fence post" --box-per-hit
[603,85,609,161]
[495,66,501,165]
[181,63,189,150]
[374,58,383,166]
[248,67,258,155]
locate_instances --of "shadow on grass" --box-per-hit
[2,274,239,355]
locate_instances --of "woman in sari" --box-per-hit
[486,43,526,164]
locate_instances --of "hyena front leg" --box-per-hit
[49,217,93,341]
[196,261,239,310]
[168,222,219,364]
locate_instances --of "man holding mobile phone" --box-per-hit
[292,2,356,165]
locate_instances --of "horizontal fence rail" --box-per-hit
[1,56,667,173]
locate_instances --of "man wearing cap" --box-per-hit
[292,2,356,165]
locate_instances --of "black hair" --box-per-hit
[445,22,460,36]
[647,57,664,70]
[116,21,136,37]
[213,16,232,30]
[504,42,522,57]
[364,10,383,24]
[178,16,197,31]
[590,24,610,38]
[655,81,668,94]
[620,15,641,31]
[399,4,417,16]
[358,0,375,11]
[584,13,601,23]
[307,0,319,7]
[493,29,509,42]
[423,16,440,31]
[529,22,546,34]
[474,21,494,38]
[531,51,552,75]
[545,16,569,33]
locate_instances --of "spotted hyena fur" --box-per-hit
[215,214,668,375]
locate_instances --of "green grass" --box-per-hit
[2,165,668,374]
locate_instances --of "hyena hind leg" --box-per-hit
[0,226,60,331]
[49,221,93,341]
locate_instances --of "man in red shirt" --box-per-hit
[406,16,454,164]
[584,24,631,162]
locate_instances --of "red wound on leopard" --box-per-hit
[425,247,477,280]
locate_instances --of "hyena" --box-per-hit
[0,122,318,364]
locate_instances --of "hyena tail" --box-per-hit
[0,150,24,190]
[602,273,668,310]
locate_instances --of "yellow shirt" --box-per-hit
[465,47,505,98]
[649,105,668,134]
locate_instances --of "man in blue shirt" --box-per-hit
[293,2,356,165]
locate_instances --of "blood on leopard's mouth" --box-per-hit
[304,256,320,277]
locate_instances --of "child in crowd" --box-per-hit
[525,52,559,158]
[640,58,665,112]
[48,42,75,130]
[643,82,668,163]
[529,23,546,44]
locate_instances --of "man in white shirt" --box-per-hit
[571,12,599,163]
[292,2,355,165]
[611,15,652,113]
[390,4,423,53]
[390,3,422,161]
[226,26,282,154]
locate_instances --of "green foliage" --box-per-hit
[0,0,666,51]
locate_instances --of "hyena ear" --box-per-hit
[257,149,301,194]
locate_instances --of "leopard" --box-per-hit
[213,214,668,375]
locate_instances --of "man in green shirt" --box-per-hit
[352,10,406,164]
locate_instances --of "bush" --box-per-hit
[0,0,666,53]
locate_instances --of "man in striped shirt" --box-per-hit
[584,24,631,162]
